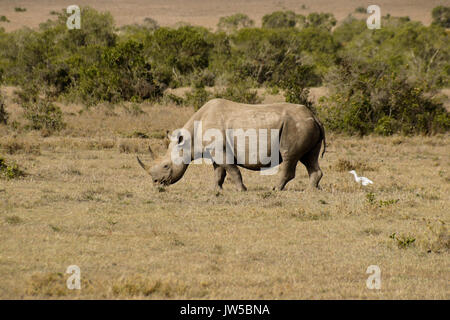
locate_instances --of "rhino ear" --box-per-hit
[164,130,171,149]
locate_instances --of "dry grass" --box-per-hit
[0,95,448,299]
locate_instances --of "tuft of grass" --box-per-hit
[333,158,376,172]
[117,191,133,200]
[0,15,10,23]
[123,103,145,116]
[1,139,40,155]
[62,168,82,176]
[48,224,61,232]
[290,208,330,221]
[14,7,27,12]
[150,131,168,140]
[87,139,116,150]
[355,6,366,13]
[118,140,140,153]
[26,273,66,297]
[79,187,107,201]
[421,220,449,253]
[5,215,23,225]
[259,191,273,199]
[111,276,187,298]
[390,233,416,249]
[362,228,382,236]
[366,192,399,207]
[130,131,149,139]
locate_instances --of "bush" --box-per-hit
[0,157,25,179]
[262,11,298,29]
[432,6,450,28]
[15,87,66,134]
[318,56,450,135]
[143,17,159,30]
[145,26,213,88]
[218,14,254,33]
[72,40,162,105]
[277,59,319,109]
[214,81,262,104]
[0,69,8,124]
[0,95,7,124]
[305,13,337,31]
[185,87,211,110]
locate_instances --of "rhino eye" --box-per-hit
[163,164,169,169]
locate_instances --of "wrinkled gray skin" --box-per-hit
[137,98,326,191]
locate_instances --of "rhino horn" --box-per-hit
[136,156,150,172]
[148,145,155,159]
[137,145,155,172]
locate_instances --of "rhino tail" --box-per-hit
[312,114,326,158]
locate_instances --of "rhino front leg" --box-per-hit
[213,162,227,191]
[224,165,247,191]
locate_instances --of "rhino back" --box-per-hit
[187,98,315,131]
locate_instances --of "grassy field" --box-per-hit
[0,96,448,299]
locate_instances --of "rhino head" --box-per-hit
[136,133,190,186]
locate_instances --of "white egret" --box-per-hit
[349,170,373,186]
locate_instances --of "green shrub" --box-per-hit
[390,233,416,249]
[214,81,262,104]
[217,14,254,33]
[355,7,366,14]
[262,11,299,29]
[0,95,7,124]
[143,17,159,30]
[305,13,337,31]
[185,87,211,110]
[277,60,319,109]
[23,100,65,133]
[318,56,450,135]
[14,7,27,12]
[332,16,366,44]
[15,87,65,133]
[162,93,185,106]
[374,116,398,136]
[72,40,162,105]
[0,16,9,23]
[190,69,216,88]
[431,6,450,28]
[0,157,25,179]
[145,26,213,88]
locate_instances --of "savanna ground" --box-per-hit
[0,90,449,299]
[0,0,449,299]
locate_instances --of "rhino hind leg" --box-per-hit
[223,164,247,191]
[213,162,227,191]
[300,142,323,189]
[274,159,298,191]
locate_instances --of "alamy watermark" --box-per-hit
[66,265,81,290]
[66,5,81,30]
[169,121,281,175]
[367,5,381,29]
[366,265,381,290]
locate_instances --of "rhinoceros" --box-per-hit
[137,98,326,191]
